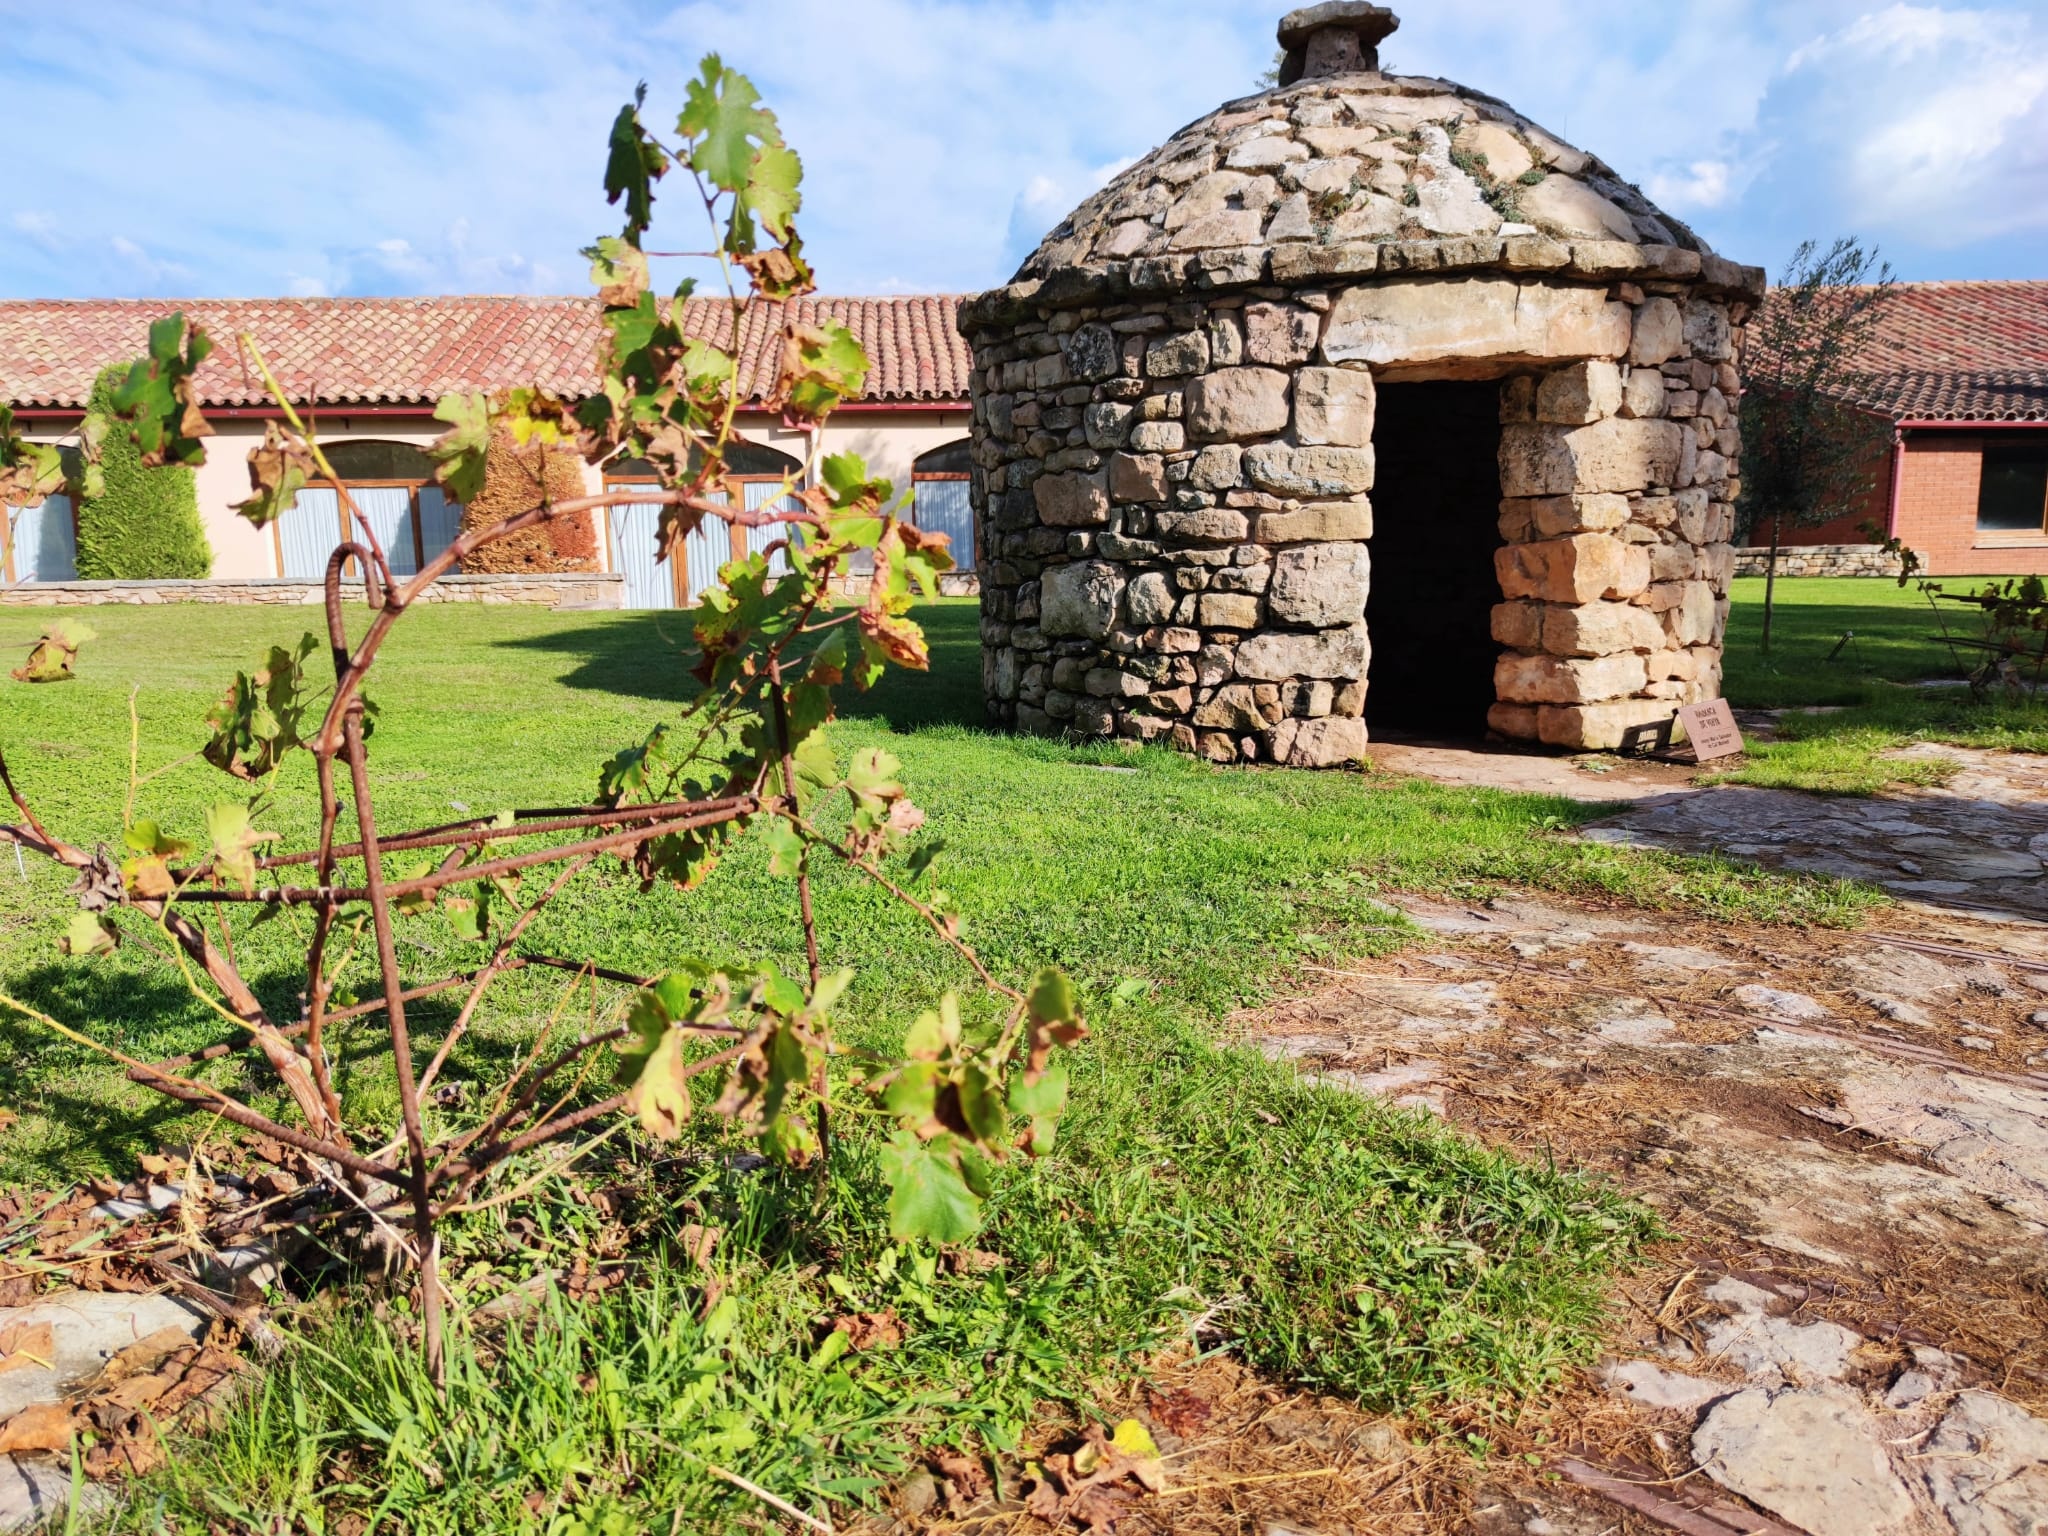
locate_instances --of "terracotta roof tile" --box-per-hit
[0,294,974,410]
[1817,280,2048,423]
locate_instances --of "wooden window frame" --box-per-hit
[604,471,800,606]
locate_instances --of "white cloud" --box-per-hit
[10,211,63,253]
[1648,159,1735,211]
[1,0,2041,301]
[1755,3,2048,249]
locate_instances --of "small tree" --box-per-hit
[74,366,213,579]
[1738,237,1897,652]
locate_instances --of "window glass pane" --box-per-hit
[279,487,343,578]
[1978,448,2048,534]
[417,487,462,569]
[6,496,77,583]
[322,440,435,481]
[913,437,974,477]
[349,486,418,576]
[912,478,975,571]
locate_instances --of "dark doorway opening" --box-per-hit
[1365,380,1506,737]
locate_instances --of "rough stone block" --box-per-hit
[1267,715,1369,767]
[1192,682,1266,731]
[1486,701,1540,740]
[1268,542,1369,628]
[1039,561,1125,641]
[1084,666,1150,698]
[1126,571,1175,626]
[1292,366,1375,446]
[1665,580,1718,645]
[1129,420,1187,454]
[1495,652,1647,704]
[1244,302,1320,366]
[1256,500,1373,542]
[1322,278,1629,368]
[1519,492,1629,536]
[1537,701,1665,750]
[1034,471,1111,527]
[1197,592,1262,628]
[1234,625,1368,681]
[1489,600,1544,649]
[1064,324,1121,382]
[1619,366,1666,418]
[1535,361,1623,424]
[1083,401,1135,449]
[1494,533,1649,604]
[1145,330,1212,378]
[1185,367,1292,441]
[1155,507,1250,542]
[1541,600,1665,657]
[1245,443,1375,497]
[1109,452,1167,503]
[1498,418,1690,496]
[1187,444,1245,491]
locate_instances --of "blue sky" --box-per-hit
[2,0,2044,301]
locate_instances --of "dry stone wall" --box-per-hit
[1488,283,1747,749]
[966,269,1749,760]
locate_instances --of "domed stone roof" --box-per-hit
[1014,4,1719,285]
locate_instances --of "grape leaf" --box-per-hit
[603,87,669,240]
[234,423,317,528]
[676,56,781,195]
[426,393,491,504]
[59,913,117,959]
[110,313,214,468]
[880,1131,982,1244]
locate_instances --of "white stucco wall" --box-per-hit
[16,406,972,583]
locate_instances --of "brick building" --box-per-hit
[1779,280,2048,576]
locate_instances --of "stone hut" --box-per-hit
[959,2,1765,764]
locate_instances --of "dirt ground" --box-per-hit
[1217,884,2048,1536]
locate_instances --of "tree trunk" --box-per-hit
[1761,510,1783,655]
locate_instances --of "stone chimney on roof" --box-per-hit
[1277,2,1400,84]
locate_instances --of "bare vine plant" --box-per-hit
[0,58,1083,1384]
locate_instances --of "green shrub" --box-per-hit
[74,368,211,579]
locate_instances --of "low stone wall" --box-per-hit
[0,573,627,608]
[1732,545,1904,579]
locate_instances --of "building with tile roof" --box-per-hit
[1,295,975,600]
[1779,280,2048,576]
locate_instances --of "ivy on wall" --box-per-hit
[74,368,213,580]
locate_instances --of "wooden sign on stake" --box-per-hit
[1676,699,1744,761]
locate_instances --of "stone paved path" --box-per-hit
[1585,744,2048,925]
[1244,889,2048,1536]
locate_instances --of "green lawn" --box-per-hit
[1718,575,2048,792]
[0,598,1880,1532]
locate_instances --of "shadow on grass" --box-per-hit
[491,602,988,732]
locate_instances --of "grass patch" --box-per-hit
[1718,576,2048,793]
[0,599,1876,1529]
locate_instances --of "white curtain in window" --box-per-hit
[742,480,799,575]
[607,496,675,609]
[5,496,76,583]
[688,491,732,603]
[278,487,343,579]
[417,486,461,571]
[347,486,418,577]
[912,479,974,572]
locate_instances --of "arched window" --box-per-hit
[274,439,459,581]
[601,440,805,609]
[912,439,975,572]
